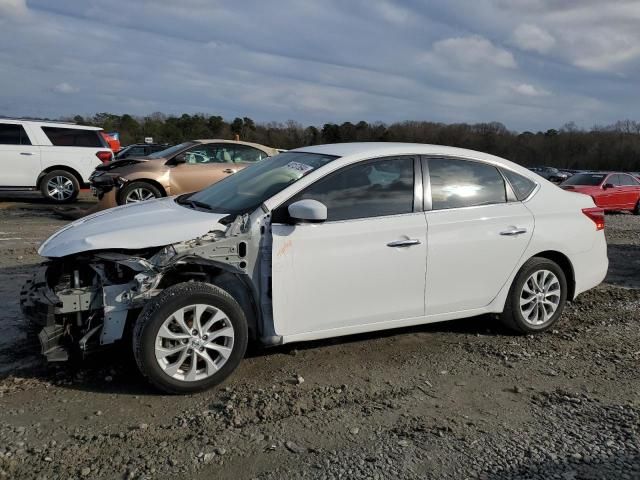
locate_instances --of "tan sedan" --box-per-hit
[90,139,279,207]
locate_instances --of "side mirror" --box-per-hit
[603,183,614,189]
[287,199,327,223]
[173,153,187,164]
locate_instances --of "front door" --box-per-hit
[271,156,427,338]
[424,157,534,315]
[0,123,40,187]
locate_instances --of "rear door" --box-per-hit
[598,174,622,208]
[424,157,534,315]
[0,122,40,187]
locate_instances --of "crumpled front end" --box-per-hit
[20,253,161,362]
[20,213,264,362]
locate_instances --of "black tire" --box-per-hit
[499,257,568,334]
[132,282,248,394]
[40,170,80,203]
[634,199,640,216]
[118,181,163,205]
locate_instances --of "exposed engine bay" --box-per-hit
[20,214,273,362]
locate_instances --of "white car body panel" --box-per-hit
[0,141,41,186]
[271,212,427,337]
[38,145,103,184]
[424,202,534,315]
[39,197,227,257]
[33,142,609,348]
[0,119,107,187]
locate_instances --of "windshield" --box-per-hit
[147,142,194,159]
[186,151,338,214]
[562,173,606,186]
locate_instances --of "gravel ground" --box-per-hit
[0,193,638,480]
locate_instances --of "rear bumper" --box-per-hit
[571,233,608,298]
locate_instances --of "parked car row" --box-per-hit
[0,117,283,204]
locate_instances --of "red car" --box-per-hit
[560,172,640,214]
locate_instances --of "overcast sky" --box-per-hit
[1,0,639,131]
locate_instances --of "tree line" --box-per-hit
[67,113,640,171]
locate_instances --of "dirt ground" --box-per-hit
[0,192,639,480]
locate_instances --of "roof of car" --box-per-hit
[0,118,102,130]
[194,139,279,154]
[293,142,514,165]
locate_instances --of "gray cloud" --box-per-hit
[0,0,637,130]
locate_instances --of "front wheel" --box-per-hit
[634,199,640,215]
[133,282,248,394]
[119,181,162,205]
[40,170,80,203]
[499,257,568,334]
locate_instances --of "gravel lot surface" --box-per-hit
[0,192,638,479]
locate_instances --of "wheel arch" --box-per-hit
[157,261,260,340]
[118,179,167,205]
[528,250,576,300]
[37,165,84,188]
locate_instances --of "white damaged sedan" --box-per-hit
[21,143,608,393]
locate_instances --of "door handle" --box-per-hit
[387,239,421,247]
[20,152,33,156]
[500,227,528,236]
[223,168,237,174]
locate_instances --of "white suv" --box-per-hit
[0,119,113,203]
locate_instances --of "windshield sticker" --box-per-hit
[285,161,315,175]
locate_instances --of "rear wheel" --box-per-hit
[133,282,248,394]
[119,181,162,205]
[40,170,80,203]
[499,257,568,334]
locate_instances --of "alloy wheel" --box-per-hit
[154,304,235,382]
[125,187,155,203]
[46,176,75,201]
[519,269,561,326]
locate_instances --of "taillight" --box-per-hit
[582,207,605,231]
[96,150,112,164]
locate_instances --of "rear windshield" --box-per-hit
[42,127,106,147]
[562,173,606,186]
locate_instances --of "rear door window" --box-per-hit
[233,145,267,163]
[42,127,105,147]
[428,158,506,210]
[619,174,640,186]
[0,123,32,145]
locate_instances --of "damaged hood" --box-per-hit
[39,197,228,258]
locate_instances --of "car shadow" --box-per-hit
[1,299,504,397]
[483,454,640,479]
[605,243,640,289]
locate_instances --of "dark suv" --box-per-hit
[115,143,172,160]
[527,166,569,183]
